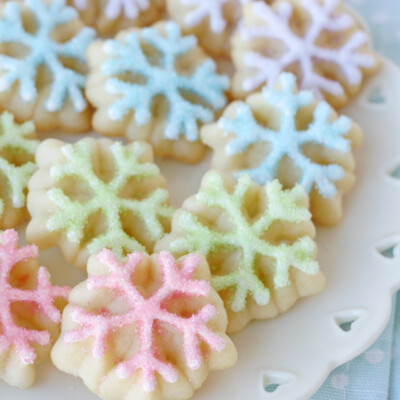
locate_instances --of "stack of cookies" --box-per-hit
[0,0,379,399]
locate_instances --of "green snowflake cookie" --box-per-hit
[156,171,325,332]
[27,138,173,269]
[0,111,38,228]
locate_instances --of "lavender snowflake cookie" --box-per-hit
[0,0,95,132]
[201,73,363,226]
[231,0,379,107]
[68,0,165,35]
[85,21,230,163]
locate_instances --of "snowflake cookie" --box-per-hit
[231,0,379,107]
[166,0,242,57]
[201,73,363,226]
[85,21,230,164]
[52,249,237,400]
[26,138,173,269]
[0,229,69,388]
[155,171,325,333]
[0,0,95,132]
[0,112,38,229]
[68,0,165,35]
[166,0,274,57]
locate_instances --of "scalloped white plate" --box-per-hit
[1,57,400,400]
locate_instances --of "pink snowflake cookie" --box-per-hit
[232,0,379,107]
[0,229,69,388]
[52,250,237,400]
[69,0,165,35]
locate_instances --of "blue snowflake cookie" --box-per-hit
[0,0,95,132]
[68,0,165,36]
[201,73,363,226]
[86,21,230,163]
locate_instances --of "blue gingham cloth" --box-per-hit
[313,1,400,398]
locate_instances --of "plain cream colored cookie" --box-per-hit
[52,250,237,400]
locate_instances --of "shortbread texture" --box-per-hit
[0,112,38,229]
[68,0,165,35]
[156,171,325,333]
[0,229,69,388]
[27,138,173,269]
[201,73,363,226]
[86,21,229,163]
[232,0,379,107]
[0,0,95,132]
[52,250,237,400]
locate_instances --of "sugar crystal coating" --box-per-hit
[0,0,95,112]
[0,112,38,221]
[47,140,173,257]
[219,73,352,198]
[238,0,376,97]
[168,172,319,312]
[101,21,229,142]
[64,250,226,392]
[0,229,69,365]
